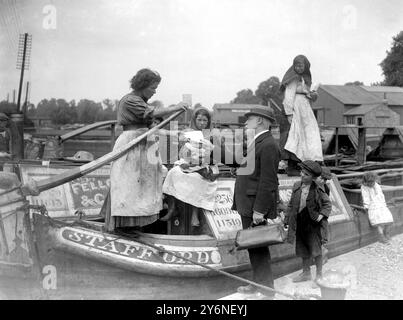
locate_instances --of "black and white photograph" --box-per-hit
[0,0,403,305]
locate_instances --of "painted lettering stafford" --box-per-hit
[61,228,220,266]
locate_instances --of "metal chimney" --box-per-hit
[383,92,388,106]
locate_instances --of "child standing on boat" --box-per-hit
[361,172,394,244]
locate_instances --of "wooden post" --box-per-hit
[335,127,339,166]
[357,126,366,165]
[9,113,25,159]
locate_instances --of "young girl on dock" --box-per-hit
[361,172,394,244]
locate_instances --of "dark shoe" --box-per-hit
[292,272,312,283]
[237,284,257,294]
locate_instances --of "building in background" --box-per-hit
[361,86,403,124]
[313,85,403,127]
[26,116,53,129]
[343,103,400,135]
[212,103,263,125]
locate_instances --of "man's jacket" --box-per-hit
[231,131,280,219]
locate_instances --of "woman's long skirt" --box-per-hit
[284,95,323,162]
[104,129,164,231]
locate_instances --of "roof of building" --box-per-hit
[319,85,380,105]
[361,85,403,93]
[213,103,263,110]
[343,103,387,116]
[362,92,403,106]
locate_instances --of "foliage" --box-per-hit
[230,89,262,104]
[255,76,283,106]
[0,101,18,114]
[345,81,364,86]
[380,31,403,86]
[0,98,119,126]
[230,76,286,126]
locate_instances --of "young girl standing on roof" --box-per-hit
[280,55,323,176]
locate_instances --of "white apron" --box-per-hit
[283,80,323,162]
[110,129,164,219]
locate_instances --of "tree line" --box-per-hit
[0,98,118,125]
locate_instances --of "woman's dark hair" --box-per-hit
[130,68,161,91]
[194,108,211,128]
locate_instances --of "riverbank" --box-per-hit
[221,232,403,300]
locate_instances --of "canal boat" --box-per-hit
[1,114,403,299]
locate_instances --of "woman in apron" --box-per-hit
[104,68,188,232]
[280,55,323,176]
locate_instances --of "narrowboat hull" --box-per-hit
[9,200,401,300]
[2,165,403,299]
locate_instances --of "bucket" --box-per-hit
[318,285,347,300]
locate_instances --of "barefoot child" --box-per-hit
[285,160,331,283]
[361,172,394,243]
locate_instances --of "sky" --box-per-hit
[0,0,402,109]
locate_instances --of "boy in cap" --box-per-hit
[285,160,331,283]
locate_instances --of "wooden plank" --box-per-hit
[356,127,367,165]
[59,120,117,143]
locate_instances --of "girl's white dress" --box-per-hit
[162,130,218,211]
[283,79,323,162]
[361,183,394,226]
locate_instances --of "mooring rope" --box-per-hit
[116,230,318,300]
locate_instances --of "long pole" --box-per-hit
[17,33,28,113]
[23,81,30,116]
[25,109,186,194]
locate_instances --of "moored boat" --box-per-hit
[2,116,403,299]
[1,166,403,299]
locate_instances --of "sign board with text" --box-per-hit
[205,174,353,240]
[19,164,110,218]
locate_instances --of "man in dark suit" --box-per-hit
[230,106,280,296]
